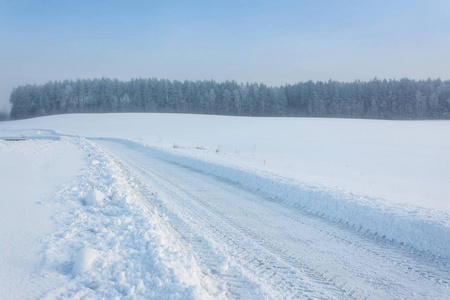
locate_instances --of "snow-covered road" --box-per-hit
[94,138,450,299]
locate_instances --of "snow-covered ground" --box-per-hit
[0,136,83,299]
[0,133,214,298]
[1,114,449,298]
[3,113,449,212]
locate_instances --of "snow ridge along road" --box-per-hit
[93,138,450,299]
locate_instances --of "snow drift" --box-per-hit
[98,138,450,260]
[2,114,449,260]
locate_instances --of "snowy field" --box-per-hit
[1,113,449,298]
[3,113,449,212]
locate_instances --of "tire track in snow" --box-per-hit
[207,178,450,292]
[96,139,347,299]
[94,139,450,299]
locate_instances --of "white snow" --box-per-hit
[72,247,99,275]
[93,137,450,298]
[0,131,216,298]
[0,135,83,299]
[1,114,449,298]
[3,113,449,213]
[108,139,450,259]
[84,189,105,207]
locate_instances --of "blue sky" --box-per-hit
[1,0,449,110]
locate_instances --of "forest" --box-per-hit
[9,77,450,120]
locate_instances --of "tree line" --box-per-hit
[9,77,450,120]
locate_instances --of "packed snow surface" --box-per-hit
[3,113,449,212]
[84,189,105,207]
[71,247,99,276]
[0,133,213,298]
[0,136,83,298]
[1,114,449,298]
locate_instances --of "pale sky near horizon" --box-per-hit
[1,0,449,111]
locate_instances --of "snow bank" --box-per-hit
[72,247,99,275]
[3,113,449,213]
[84,189,105,207]
[105,138,450,260]
[2,114,449,260]
[0,137,84,299]
[39,137,215,299]
[0,129,60,140]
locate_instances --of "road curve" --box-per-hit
[93,139,450,299]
